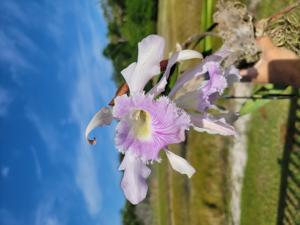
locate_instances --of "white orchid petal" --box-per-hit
[191,114,236,136]
[119,152,151,204]
[165,150,195,178]
[173,49,202,62]
[137,35,165,66]
[85,107,113,144]
[149,50,202,96]
[121,35,165,93]
[121,62,137,83]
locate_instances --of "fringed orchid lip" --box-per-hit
[113,93,191,162]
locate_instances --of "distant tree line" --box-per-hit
[121,201,144,225]
[101,0,158,85]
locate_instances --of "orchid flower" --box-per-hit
[85,35,241,204]
[170,49,241,136]
[85,35,202,204]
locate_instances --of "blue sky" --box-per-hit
[0,0,124,224]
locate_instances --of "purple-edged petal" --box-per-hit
[85,107,113,144]
[169,48,232,98]
[203,62,227,94]
[165,149,195,178]
[206,48,232,61]
[191,114,236,136]
[175,64,240,113]
[119,152,151,204]
[113,93,191,161]
[175,62,228,112]
[196,64,240,112]
[149,50,202,96]
[121,35,165,93]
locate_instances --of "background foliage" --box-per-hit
[101,0,158,85]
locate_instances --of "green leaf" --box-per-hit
[164,65,179,95]
[239,85,290,116]
[239,99,271,116]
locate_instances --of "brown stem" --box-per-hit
[268,0,300,22]
[181,23,219,49]
[182,31,219,49]
[108,83,129,106]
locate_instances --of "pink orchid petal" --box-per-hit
[119,152,151,205]
[85,107,113,144]
[204,62,227,94]
[121,35,165,93]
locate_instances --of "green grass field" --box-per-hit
[240,100,290,225]
[151,1,296,225]
[240,1,298,224]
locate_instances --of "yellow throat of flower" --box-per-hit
[131,109,152,140]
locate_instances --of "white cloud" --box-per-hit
[69,1,117,217]
[44,3,65,45]
[70,32,104,216]
[1,166,10,178]
[71,79,104,216]
[9,28,41,54]
[0,0,28,24]
[20,1,111,216]
[45,217,61,225]
[0,208,19,225]
[0,0,66,83]
[34,197,65,225]
[31,146,43,181]
[1,0,120,221]
[1,208,60,225]
[26,109,62,163]
[0,24,38,85]
[76,144,102,216]
[0,87,13,117]
[0,31,29,68]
